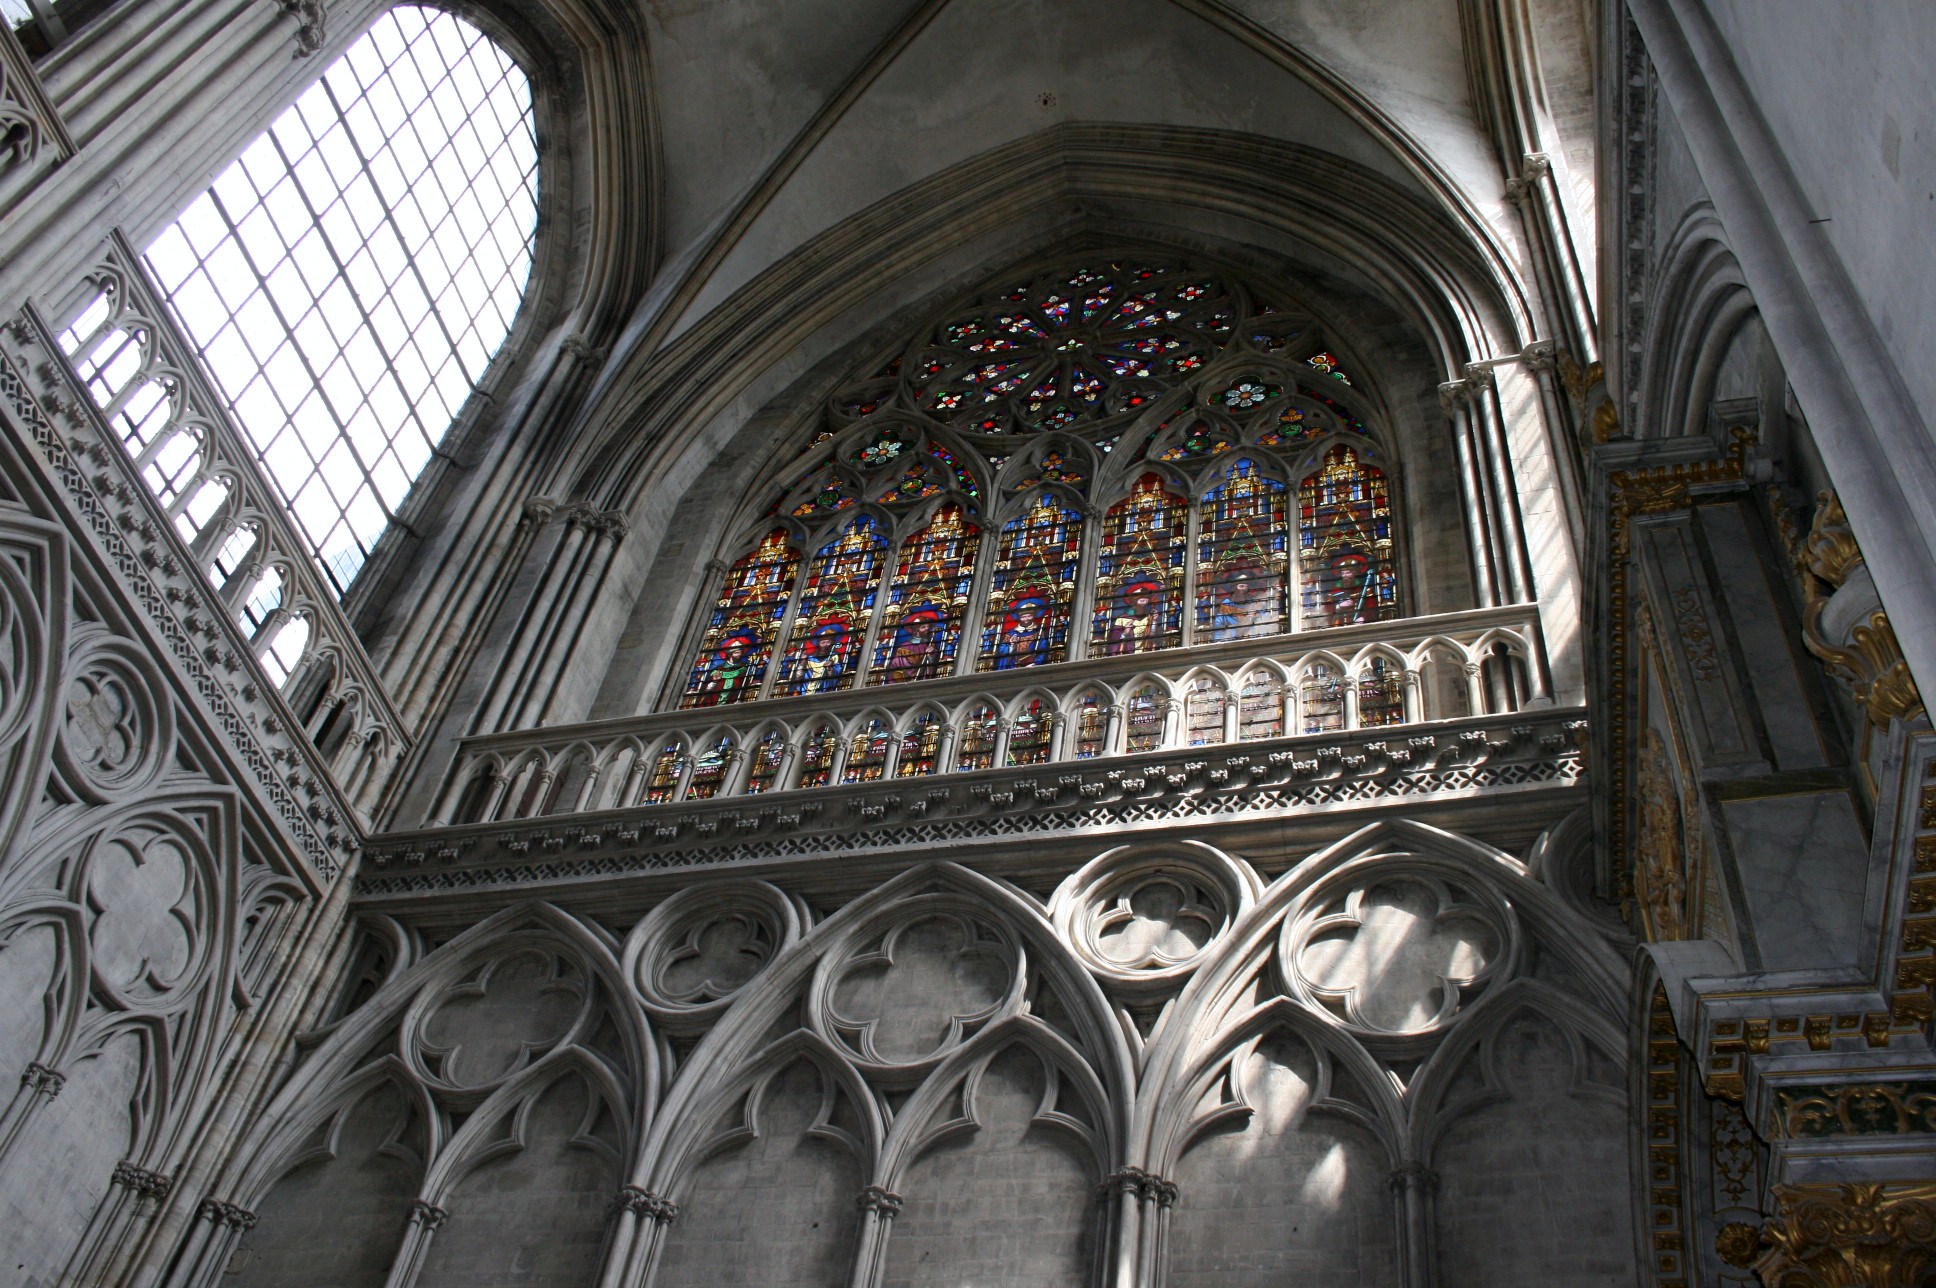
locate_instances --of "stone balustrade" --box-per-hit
[436,605,1545,826]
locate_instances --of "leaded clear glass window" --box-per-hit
[140,6,538,592]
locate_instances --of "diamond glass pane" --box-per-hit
[142,6,538,594]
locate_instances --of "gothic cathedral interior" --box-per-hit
[0,1,1931,1285]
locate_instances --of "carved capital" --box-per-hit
[20,1060,63,1098]
[1505,151,1553,204]
[617,1185,680,1223]
[270,0,327,57]
[561,334,608,365]
[858,1184,905,1217]
[1438,379,1473,414]
[112,1162,174,1201]
[199,1198,260,1230]
[1520,339,1559,374]
[1096,1166,1177,1206]
[1389,1161,1439,1195]
[409,1199,449,1230]
[1796,491,1924,728]
[1753,1182,1936,1287]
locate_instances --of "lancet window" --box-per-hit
[670,256,1411,709]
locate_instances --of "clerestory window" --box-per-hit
[68,5,538,597]
[674,258,1401,711]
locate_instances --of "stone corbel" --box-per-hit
[1795,491,1924,728]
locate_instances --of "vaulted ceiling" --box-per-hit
[628,0,1552,349]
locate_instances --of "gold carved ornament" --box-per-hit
[1793,491,1925,729]
[1738,1182,1936,1288]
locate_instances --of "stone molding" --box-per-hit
[361,710,1587,897]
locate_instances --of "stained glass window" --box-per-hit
[1184,677,1226,746]
[842,718,892,784]
[1297,445,1397,630]
[1073,692,1109,758]
[1238,670,1285,740]
[1125,684,1166,753]
[1094,473,1187,656]
[776,514,887,696]
[979,492,1081,671]
[1306,352,1351,383]
[1197,459,1289,643]
[872,503,980,685]
[897,713,944,777]
[916,263,1241,436]
[1156,419,1238,462]
[1358,656,1406,726]
[956,703,1001,771]
[680,529,799,708]
[796,724,840,789]
[1006,698,1054,766]
[644,740,686,804]
[744,730,788,794]
[686,736,734,800]
[1299,664,1345,734]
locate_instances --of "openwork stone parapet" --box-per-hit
[359,709,1587,897]
[1,263,394,878]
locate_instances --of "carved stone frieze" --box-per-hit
[1605,428,1755,900]
[1634,727,1693,941]
[359,710,1588,896]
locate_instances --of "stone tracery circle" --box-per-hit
[809,895,1023,1077]
[404,939,597,1093]
[0,553,46,750]
[624,879,802,1029]
[1050,841,1258,995]
[55,628,174,803]
[80,813,216,1015]
[1279,859,1518,1050]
